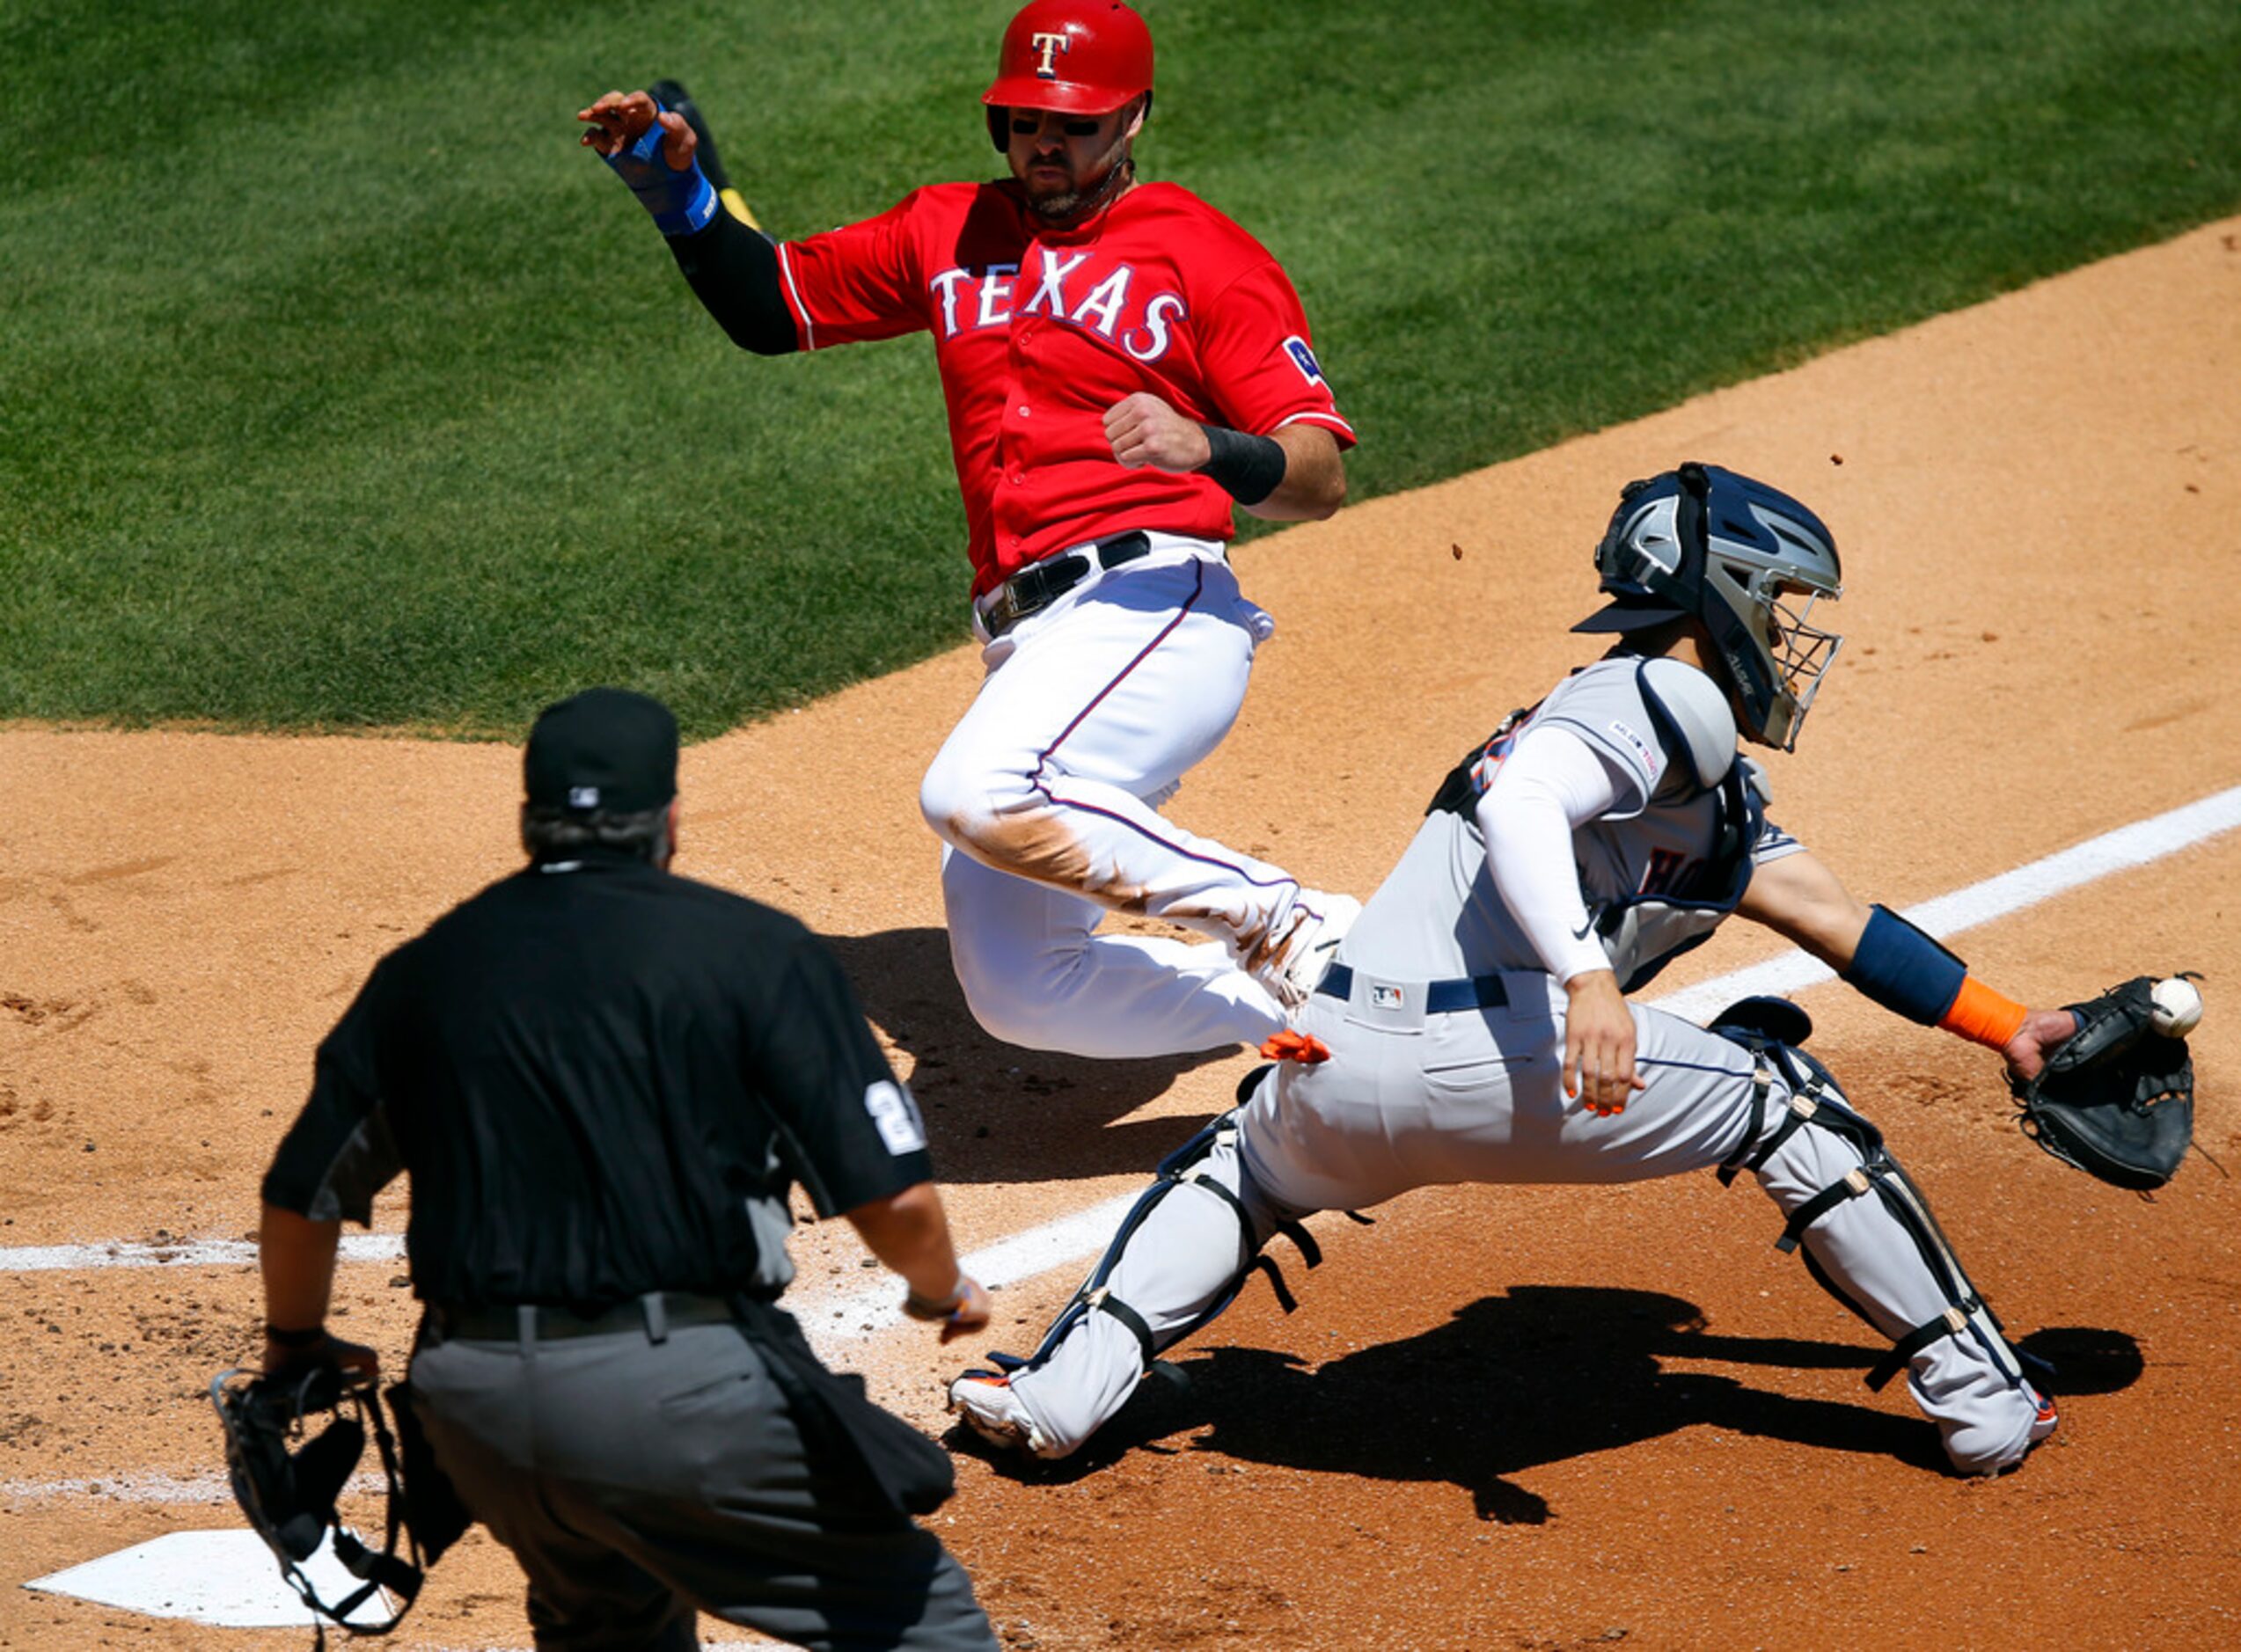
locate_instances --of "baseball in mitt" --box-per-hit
[2010,974,2197,1191]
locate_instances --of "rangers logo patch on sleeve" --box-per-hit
[1282,335,1326,387]
[863,1080,927,1155]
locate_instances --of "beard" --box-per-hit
[1026,175,1092,219]
[1021,139,1132,223]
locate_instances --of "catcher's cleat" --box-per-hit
[1976,1392,2059,1479]
[648,77,764,232]
[947,1372,1061,1459]
[1249,891,1359,1011]
[1998,1393,2060,1477]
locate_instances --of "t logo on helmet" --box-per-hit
[1030,30,1072,77]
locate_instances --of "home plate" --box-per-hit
[24,1527,399,1628]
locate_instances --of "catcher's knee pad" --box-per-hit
[1711,1015,2030,1397]
[978,1107,1320,1385]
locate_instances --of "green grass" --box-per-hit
[4,0,2237,736]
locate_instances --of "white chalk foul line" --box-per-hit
[0,1232,405,1273]
[802,1189,1138,1359]
[7,782,2235,1355]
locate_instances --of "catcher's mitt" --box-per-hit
[2010,975,2195,1191]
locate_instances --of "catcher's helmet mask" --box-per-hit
[1575,462,1843,750]
[210,1362,429,1647]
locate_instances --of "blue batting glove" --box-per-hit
[603,104,717,237]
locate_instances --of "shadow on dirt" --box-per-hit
[820,926,1242,1183]
[953,1286,2143,1520]
[2014,1325,2146,1395]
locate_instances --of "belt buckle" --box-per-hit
[983,552,1086,637]
[981,585,1025,636]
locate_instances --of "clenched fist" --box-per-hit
[1104,391,1211,473]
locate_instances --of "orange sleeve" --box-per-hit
[1938,976,2028,1050]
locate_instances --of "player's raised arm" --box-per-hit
[579,84,798,355]
[578,90,708,227]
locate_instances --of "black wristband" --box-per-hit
[264,1321,325,1349]
[1196,424,1287,506]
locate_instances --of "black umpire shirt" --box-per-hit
[262,847,933,1309]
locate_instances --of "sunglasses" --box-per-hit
[1010,113,1103,139]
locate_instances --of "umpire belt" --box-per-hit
[975,530,1153,638]
[1315,963,1511,1014]
[426,1291,736,1347]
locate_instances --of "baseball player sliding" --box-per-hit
[579,1,1359,1058]
[953,464,2090,1479]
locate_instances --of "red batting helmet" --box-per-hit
[982,0,1154,149]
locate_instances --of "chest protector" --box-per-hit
[1424,675,1766,992]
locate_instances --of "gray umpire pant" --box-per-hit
[408,1312,994,1652]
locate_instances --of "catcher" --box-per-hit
[950,462,2198,1477]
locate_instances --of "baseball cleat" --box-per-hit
[947,1372,1061,1459]
[1979,1392,2059,1478]
[647,77,764,232]
[1254,891,1360,1011]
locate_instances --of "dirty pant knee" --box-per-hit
[937,848,1285,1059]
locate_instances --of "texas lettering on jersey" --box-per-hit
[926,250,1188,362]
[773,179,1356,589]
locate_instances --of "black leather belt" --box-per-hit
[1315,963,1511,1013]
[978,530,1153,637]
[428,1291,736,1343]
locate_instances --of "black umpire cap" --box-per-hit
[524,688,679,813]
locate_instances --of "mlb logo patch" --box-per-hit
[1607,720,1662,780]
[1282,334,1326,387]
[1371,983,1405,1010]
[568,785,601,808]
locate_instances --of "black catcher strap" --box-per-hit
[1424,706,1535,819]
[1087,1287,1157,1369]
[1715,1056,1776,1187]
[1866,1301,1985,1393]
[1776,1164,1884,1253]
[1708,1002,1835,1188]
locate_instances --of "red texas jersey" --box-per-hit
[774,179,1356,595]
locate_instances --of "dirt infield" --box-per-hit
[4,217,2237,1649]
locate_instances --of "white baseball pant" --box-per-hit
[919,536,1308,1057]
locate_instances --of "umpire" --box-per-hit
[256,687,999,1650]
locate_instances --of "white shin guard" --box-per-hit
[1726,1044,2044,1474]
[982,1107,1315,1458]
